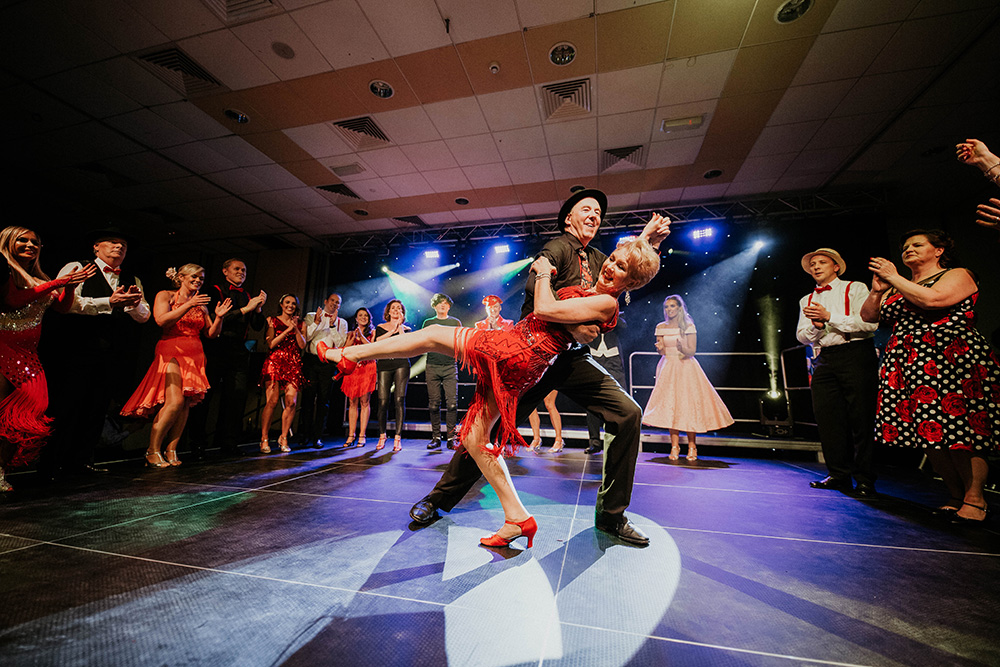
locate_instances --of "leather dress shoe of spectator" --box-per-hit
[311,440,324,450]
[809,476,853,491]
[594,514,649,547]
[853,483,877,498]
[446,440,456,450]
[583,441,602,455]
[409,496,439,524]
[427,439,441,450]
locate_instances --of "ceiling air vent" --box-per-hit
[200,0,279,24]
[540,78,592,121]
[392,215,428,228]
[135,48,223,98]
[329,163,366,178]
[317,184,362,200]
[601,145,646,173]
[331,117,392,151]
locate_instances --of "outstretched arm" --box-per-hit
[5,263,97,311]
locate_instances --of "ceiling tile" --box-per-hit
[245,163,304,190]
[384,172,435,197]
[452,207,493,222]
[463,163,513,189]
[697,90,783,163]
[420,210,460,225]
[523,16,597,85]
[551,151,599,179]
[350,177,398,201]
[282,123,355,159]
[732,153,796,182]
[241,131,312,163]
[768,79,855,125]
[400,141,459,171]
[285,72,369,122]
[878,105,951,143]
[243,189,297,213]
[151,102,230,140]
[282,159,340,187]
[205,168,272,194]
[64,0,168,53]
[125,0,224,40]
[911,0,1000,18]
[791,24,898,86]
[479,87,543,131]
[668,0,756,59]
[742,0,836,47]
[358,146,417,177]
[291,0,389,68]
[37,121,143,167]
[1,84,90,137]
[831,68,935,117]
[101,151,191,183]
[515,0,593,27]
[87,56,184,107]
[646,135,704,168]
[204,135,274,167]
[505,157,554,185]
[597,109,656,150]
[487,204,526,220]
[445,134,501,166]
[822,0,921,32]
[105,109,195,149]
[596,2,673,72]
[38,69,142,119]
[373,107,442,145]
[424,97,491,138]
[395,46,475,105]
[356,0,451,57]
[161,142,238,174]
[638,187,685,205]
[436,0,520,42]
[597,64,663,116]
[787,145,855,173]
[177,29,279,91]
[494,126,548,161]
[721,37,816,98]
[805,112,891,150]
[231,13,332,81]
[867,11,990,75]
[457,32,533,96]
[658,50,737,106]
[846,141,912,172]
[651,99,717,142]
[522,200,560,216]
[724,178,777,197]
[748,120,823,157]
[544,117,598,155]
[3,2,117,79]
[680,183,729,201]
[771,172,831,192]
[423,168,473,193]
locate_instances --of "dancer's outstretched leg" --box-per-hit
[323,324,456,364]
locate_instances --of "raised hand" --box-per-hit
[215,297,233,318]
[110,284,143,307]
[640,212,672,247]
[975,197,1000,233]
[868,257,899,282]
[187,293,211,310]
[956,139,996,170]
[61,263,99,286]
[530,256,555,278]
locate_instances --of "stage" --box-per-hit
[1,440,996,666]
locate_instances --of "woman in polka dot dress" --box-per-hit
[862,229,998,524]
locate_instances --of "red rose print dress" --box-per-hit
[876,269,999,452]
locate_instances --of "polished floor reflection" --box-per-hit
[1,440,997,666]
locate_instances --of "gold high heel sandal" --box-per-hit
[164,449,182,466]
[259,438,271,454]
[278,435,291,453]
[686,446,698,461]
[668,444,680,461]
[145,451,169,468]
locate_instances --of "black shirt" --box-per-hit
[521,232,607,320]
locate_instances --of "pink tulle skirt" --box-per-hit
[642,355,734,433]
[121,335,209,418]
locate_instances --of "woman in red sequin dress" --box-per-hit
[319,239,660,547]
[341,307,377,447]
[122,264,231,467]
[0,226,96,491]
[259,294,306,453]
[862,230,999,524]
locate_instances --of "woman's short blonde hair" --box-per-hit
[616,238,660,290]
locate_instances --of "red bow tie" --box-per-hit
[103,266,121,275]
[228,285,244,293]
[814,284,832,293]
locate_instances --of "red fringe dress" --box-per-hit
[454,286,618,456]
[121,302,211,418]
[341,329,377,398]
[260,316,305,388]
[0,292,56,467]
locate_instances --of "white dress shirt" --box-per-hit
[304,311,348,354]
[796,277,876,353]
[58,257,150,322]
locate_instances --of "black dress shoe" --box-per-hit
[311,441,324,450]
[809,476,853,491]
[446,440,456,450]
[427,439,441,450]
[583,442,602,455]
[594,514,649,547]
[409,496,439,524]
[853,483,877,498]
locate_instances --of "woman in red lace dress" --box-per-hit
[0,226,96,491]
[341,307,377,447]
[259,294,306,453]
[318,239,660,547]
[122,264,231,467]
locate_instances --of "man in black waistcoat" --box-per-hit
[42,230,149,475]
[408,190,670,546]
[186,258,266,457]
[584,318,628,455]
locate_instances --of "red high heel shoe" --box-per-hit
[480,516,537,549]
[318,342,358,380]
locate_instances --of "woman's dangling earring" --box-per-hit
[624,290,631,306]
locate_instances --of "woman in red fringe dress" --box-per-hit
[341,307,377,447]
[258,294,306,453]
[0,226,96,491]
[121,264,231,467]
[318,239,660,548]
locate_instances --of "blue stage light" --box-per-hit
[493,244,510,255]
[691,227,714,240]
[424,249,440,259]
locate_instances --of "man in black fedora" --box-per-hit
[42,228,149,475]
[408,189,671,546]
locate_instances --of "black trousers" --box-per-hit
[187,349,250,451]
[377,365,409,436]
[424,346,642,521]
[44,354,117,468]
[811,339,879,485]
[587,353,627,446]
[426,363,458,441]
[299,355,337,442]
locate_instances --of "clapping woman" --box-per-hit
[121,264,231,467]
[341,307,377,446]
[259,294,306,453]
[374,299,411,452]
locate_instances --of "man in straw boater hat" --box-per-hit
[796,247,879,497]
[408,189,671,546]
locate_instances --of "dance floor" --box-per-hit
[1,440,997,667]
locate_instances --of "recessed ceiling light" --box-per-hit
[369,80,394,99]
[703,169,723,179]
[224,109,249,124]
[271,41,295,60]
[354,209,369,216]
[549,42,576,66]
[455,197,469,205]
[775,0,812,24]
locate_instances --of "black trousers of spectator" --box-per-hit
[426,363,458,442]
[423,346,642,521]
[188,348,251,452]
[299,354,338,443]
[587,353,627,448]
[44,353,119,469]
[811,339,879,485]
[377,365,409,436]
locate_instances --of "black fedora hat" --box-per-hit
[85,226,131,245]
[557,188,608,228]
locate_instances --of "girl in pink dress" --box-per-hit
[0,226,95,491]
[122,264,231,467]
[341,307,377,447]
[317,239,660,548]
[642,295,733,461]
[259,294,306,453]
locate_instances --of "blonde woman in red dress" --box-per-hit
[317,239,660,548]
[121,264,231,467]
[259,294,306,453]
[341,307,377,447]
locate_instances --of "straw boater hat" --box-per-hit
[482,295,502,306]
[800,248,846,275]
[557,188,608,226]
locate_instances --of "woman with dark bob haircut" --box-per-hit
[862,229,998,524]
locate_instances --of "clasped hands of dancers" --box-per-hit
[315,238,660,548]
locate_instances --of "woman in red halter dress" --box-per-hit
[259,294,306,453]
[318,239,660,548]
